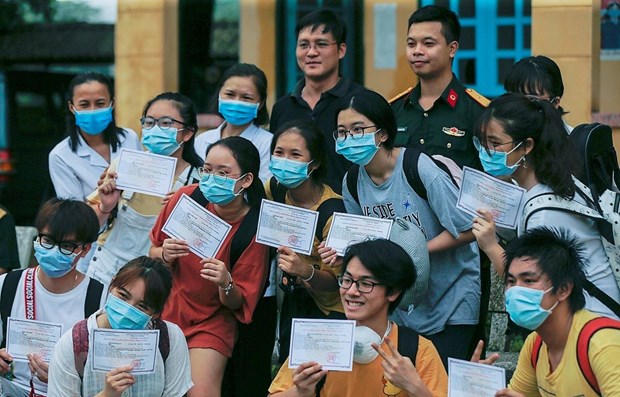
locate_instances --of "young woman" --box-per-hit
[149,136,270,397]
[266,119,346,364]
[472,93,620,319]
[0,198,106,397]
[194,63,272,182]
[49,72,141,200]
[87,92,203,285]
[48,256,193,396]
[334,88,480,368]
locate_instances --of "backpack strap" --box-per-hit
[189,185,208,207]
[269,177,288,204]
[0,270,25,348]
[402,148,427,200]
[72,319,90,379]
[530,333,543,370]
[576,316,620,395]
[229,206,259,269]
[314,198,346,242]
[345,165,361,206]
[396,325,419,366]
[153,318,170,362]
[83,278,104,318]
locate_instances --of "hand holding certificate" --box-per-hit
[457,167,526,229]
[325,213,393,256]
[6,318,63,363]
[256,200,319,255]
[92,329,160,374]
[448,358,506,397]
[289,319,356,371]
[115,148,177,197]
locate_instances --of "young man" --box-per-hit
[269,9,364,194]
[268,239,447,397]
[390,5,487,170]
[0,198,106,397]
[493,227,620,396]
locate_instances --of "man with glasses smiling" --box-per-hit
[270,9,364,194]
[0,198,106,397]
[269,239,447,397]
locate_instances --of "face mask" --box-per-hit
[105,294,152,330]
[74,106,113,135]
[353,323,391,364]
[141,125,181,156]
[218,97,259,126]
[33,241,79,278]
[505,286,558,330]
[199,173,246,205]
[335,132,380,166]
[478,142,524,177]
[269,157,313,189]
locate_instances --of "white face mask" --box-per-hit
[353,323,391,364]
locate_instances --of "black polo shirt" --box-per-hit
[391,75,487,170]
[270,78,365,194]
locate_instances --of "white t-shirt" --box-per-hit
[194,123,273,182]
[49,128,141,200]
[47,310,193,397]
[0,269,108,395]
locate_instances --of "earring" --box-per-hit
[522,156,527,168]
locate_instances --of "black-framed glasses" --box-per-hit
[140,116,187,130]
[333,126,380,142]
[472,136,517,156]
[337,275,382,293]
[296,40,337,51]
[197,168,243,185]
[37,234,84,256]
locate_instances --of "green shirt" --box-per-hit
[391,75,487,170]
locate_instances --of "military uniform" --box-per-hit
[390,75,489,170]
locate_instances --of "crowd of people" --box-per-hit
[0,4,618,397]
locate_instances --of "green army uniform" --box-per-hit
[390,75,489,170]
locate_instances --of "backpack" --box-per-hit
[530,316,620,396]
[0,269,104,348]
[522,178,620,317]
[345,148,460,205]
[315,325,419,396]
[72,317,170,379]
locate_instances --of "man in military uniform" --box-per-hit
[270,9,364,194]
[391,5,488,170]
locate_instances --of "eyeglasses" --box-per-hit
[37,234,84,256]
[338,275,382,293]
[296,40,337,51]
[197,168,243,185]
[472,136,517,156]
[524,94,560,106]
[333,126,380,142]
[140,116,187,130]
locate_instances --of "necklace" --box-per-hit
[70,272,80,291]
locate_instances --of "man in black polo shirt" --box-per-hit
[390,5,487,170]
[270,9,364,194]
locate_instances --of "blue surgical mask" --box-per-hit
[335,131,380,166]
[105,294,152,330]
[269,157,313,188]
[33,241,79,278]
[218,97,259,126]
[141,125,181,156]
[199,173,246,205]
[477,141,524,177]
[74,106,113,135]
[505,286,558,330]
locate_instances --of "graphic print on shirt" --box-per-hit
[382,377,402,396]
[362,198,427,238]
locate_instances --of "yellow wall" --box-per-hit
[115,0,179,135]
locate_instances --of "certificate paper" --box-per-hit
[162,193,232,258]
[448,358,506,397]
[457,166,526,228]
[326,213,393,256]
[256,200,319,255]
[289,319,356,371]
[115,148,177,197]
[92,329,159,374]
[6,318,63,363]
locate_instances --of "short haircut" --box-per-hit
[341,239,415,314]
[504,55,566,114]
[271,119,327,183]
[408,5,461,43]
[34,198,99,244]
[296,9,347,44]
[343,89,397,150]
[110,256,173,315]
[504,227,586,313]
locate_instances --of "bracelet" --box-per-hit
[161,250,170,263]
[98,203,113,214]
[220,271,234,295]
[301,265,316,282]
